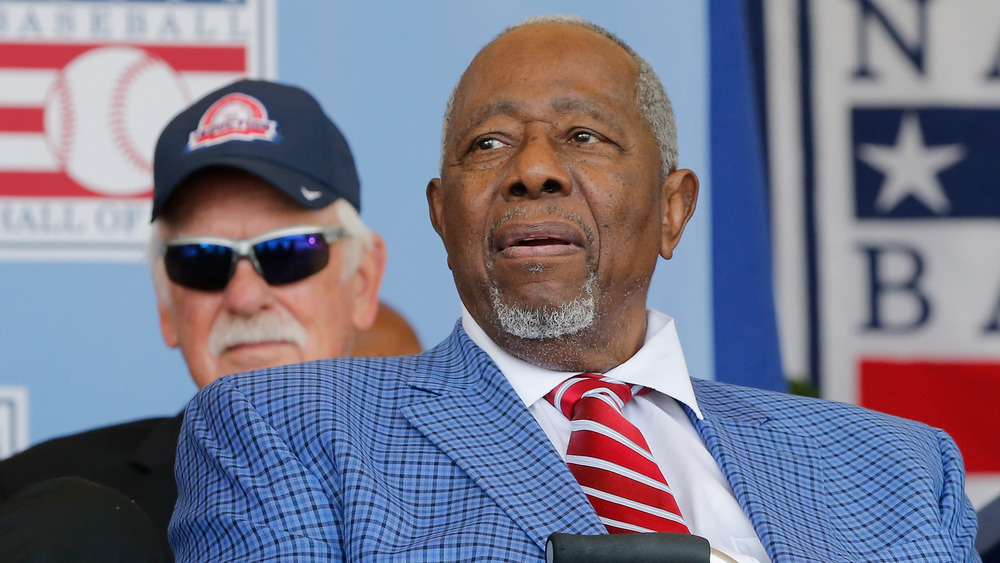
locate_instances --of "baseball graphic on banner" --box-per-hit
[44,46,190,197]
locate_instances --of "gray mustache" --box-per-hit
[208,311,308,357]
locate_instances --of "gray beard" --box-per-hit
[490,275,596,340]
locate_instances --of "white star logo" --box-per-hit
[857,113,966,214]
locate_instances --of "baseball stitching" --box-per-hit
[44,71,75,167]
[109,52,165,175]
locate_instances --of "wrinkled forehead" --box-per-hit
[451,22,640,123]
[159,169,295,223]
[479,21,634,66]
[157,171,330,241]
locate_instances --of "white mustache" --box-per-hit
[208,310,308,357]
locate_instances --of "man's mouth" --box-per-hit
[493,221,586,258]
[223,340,294,354]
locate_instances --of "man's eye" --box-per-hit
[571,131,598,144]
[474,137,505,151]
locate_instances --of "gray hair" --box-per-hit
[149,198,373,308]
[440,14,678,178]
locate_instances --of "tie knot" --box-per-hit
[545,374,644,420]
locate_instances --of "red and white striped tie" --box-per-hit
[545,374,690,534]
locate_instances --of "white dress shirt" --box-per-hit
[462,306,771,563]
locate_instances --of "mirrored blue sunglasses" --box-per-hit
[160,225,349,291]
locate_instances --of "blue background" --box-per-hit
[0,1,713,447]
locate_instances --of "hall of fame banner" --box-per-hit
[762,0,1000,501]
[0,0,275,261]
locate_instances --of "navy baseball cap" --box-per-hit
[151,79,360,220]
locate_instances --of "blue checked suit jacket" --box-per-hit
[170,324,980,562]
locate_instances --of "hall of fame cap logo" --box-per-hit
[187,93,277,151]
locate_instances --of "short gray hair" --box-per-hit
[440,14,678,178]
[149,198,373,308]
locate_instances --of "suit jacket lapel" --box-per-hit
[690,380,841,562]
[401,328,604,551]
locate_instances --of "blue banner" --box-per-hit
[709,0,786,392]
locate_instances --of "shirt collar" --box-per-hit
[460,305,703,419]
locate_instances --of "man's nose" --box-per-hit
[503,135,572,200]
[222,259,273,314]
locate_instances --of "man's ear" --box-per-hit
[350,233,387,331]
[426,178,445,239]
[426,178,454,271]
[660,169,699,260]
[158,301,179,349]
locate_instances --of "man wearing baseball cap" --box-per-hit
[0,79,399,560]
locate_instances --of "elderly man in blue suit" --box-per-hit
[170,15,981,562]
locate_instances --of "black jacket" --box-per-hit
[0,413,183,561]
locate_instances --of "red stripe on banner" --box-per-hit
[146,45,246,72]
[0,108,45,132]
[0,44,90,68]
[0,171,150,198]
[0,43,245,72]
[859,359,1000,472]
